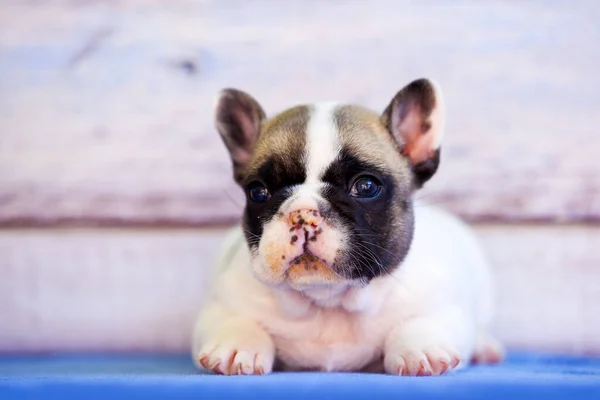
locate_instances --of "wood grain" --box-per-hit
[1,1,599,226]
[1,224,599,355]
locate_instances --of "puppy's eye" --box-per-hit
[248,182,271,203]
[349,176,382,198]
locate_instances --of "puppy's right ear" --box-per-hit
[381,78,445,188]
[215,88,266,184]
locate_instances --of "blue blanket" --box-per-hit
[1,352,599,399]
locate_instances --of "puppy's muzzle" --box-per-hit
[284,208,340,283]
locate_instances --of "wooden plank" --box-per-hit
[1,224,599,355]
[1,1,599,226]
[481,224,600,355]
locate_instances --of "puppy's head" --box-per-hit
[215,79,444,298]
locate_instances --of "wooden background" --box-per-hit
[1,0,599,355]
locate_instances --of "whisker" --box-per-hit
[241,227,261,240]
[350,242,419,298]
[349,243,384,278]
[359,240,403,263]
[346,255,378,281]
[349,230,404,264]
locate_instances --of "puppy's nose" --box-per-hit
[289,209,323,229]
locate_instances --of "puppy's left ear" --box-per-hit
[215,88,266,184]
[381,78,445,188]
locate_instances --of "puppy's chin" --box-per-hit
[252,254,358,306]
[250,252,351,292]
[299,283,354,307]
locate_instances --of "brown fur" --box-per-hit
[246,105,311,178]
[333,104,412,186]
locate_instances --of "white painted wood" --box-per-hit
[482,225,600,355]
[0,229,223,353]
[1,1,599,225]
[1,224,599,355]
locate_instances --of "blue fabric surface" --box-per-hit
[1,352,599,400]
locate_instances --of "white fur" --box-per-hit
[304,102,341,183]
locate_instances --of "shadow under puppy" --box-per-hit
[192,78,504,376]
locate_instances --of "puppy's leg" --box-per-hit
[384,307,474,376]
[192,302,275,375]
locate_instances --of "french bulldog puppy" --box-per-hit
[192,78,503,376]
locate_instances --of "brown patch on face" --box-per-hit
[333,105,411,184]
[245,105,312,178]
[287,253,341,283]
[264,241,285,273]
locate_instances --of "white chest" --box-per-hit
[264,305,391,372]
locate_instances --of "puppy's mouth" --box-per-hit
[285,252,341,286]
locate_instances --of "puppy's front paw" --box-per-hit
[384,344,461,376]
[198,346,273,375]
[196,332,275,375]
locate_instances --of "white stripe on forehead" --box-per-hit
[305,102,341,183]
